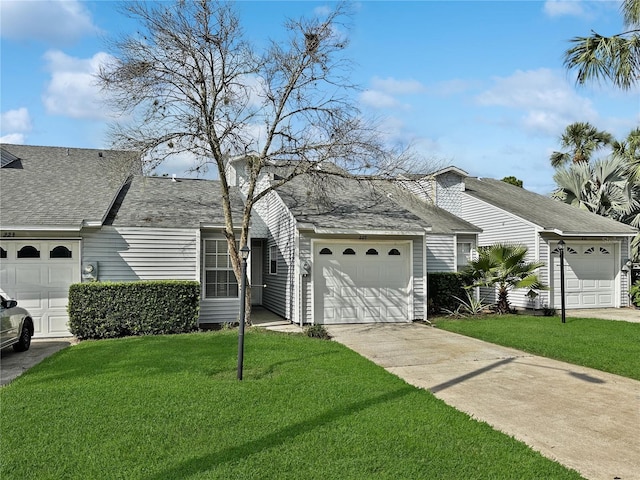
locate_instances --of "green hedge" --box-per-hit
[68,281,200,340]
[427,272,472,314]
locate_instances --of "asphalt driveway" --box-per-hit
[0,338,77,386]
[327,323,640,480]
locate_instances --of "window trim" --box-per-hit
[269,245,278,275]
[203,239,239,299]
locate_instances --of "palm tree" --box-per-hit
[552,155,640,260]
[463,244,546,314]
[613,127,640,183]
[550,122,613,168]
[564,0,640,90]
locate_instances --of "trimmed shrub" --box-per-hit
[427,272,473,314]
[68,281,200,340]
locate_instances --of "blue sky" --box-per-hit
[1,0,638,194]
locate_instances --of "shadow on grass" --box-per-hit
[144,386,414,480]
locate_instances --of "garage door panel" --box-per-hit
[48,265,76,284]
[16,266,43,284]
[1,240,79,337]
[553,243,616,309]
[49,314,71,335]
[314,242,411,324]
[48,291,69,308]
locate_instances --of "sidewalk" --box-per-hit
[327,323,640,480]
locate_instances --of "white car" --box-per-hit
[1,295,34,352]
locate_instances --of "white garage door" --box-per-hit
[313,242,411,324]
[0,240,79,337]
[553,243,615,308]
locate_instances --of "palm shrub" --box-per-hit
[630,280,640,307]
[463,243,547,314]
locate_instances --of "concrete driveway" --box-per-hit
[327,323,640,480]
[1,338,77,386]
[565,307,639,322]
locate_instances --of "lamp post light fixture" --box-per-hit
[557,240,566,324]
[237,245,250,380]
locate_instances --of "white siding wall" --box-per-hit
[82,227,198,281]
[253,190,297,320]
[426,235,455,272]
[399,178,434,203]
[621,237,631,307]
[412,236,426,319]
[83,227,241,323]
[461,194,541,309]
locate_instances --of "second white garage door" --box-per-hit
[0,240,79,337]
[553,243,616,308]
[313,242,411,324]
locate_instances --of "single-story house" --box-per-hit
[401,168,638,310]
[2,145,636,337]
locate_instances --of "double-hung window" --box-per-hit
[204,240,238,298]
[457,242,472,271]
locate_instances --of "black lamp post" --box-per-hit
[237,245,250,380]
[557,240,566,324]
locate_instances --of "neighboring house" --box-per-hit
[0,144,137,337]
[403,168,638,310]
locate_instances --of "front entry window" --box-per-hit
[204,240,238,298]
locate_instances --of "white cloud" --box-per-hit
[0,133,26,144]
[0,0,100,45]
[360,77,426,110]
[42,50,115,120]
[360,90,399,109]
[543,0,585,18]
[475,68,598,135]
[1,107,32,143]
[370,77,426,95]
[1,107,32,133]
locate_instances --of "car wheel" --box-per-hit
[13,321,32,352]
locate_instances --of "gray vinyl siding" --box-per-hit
[299,235,312,324]
[82,227,198,281]
[461,194,541,309]
[426,235,455,272]
[621,237,631,307]
[412,236,426,320]
[255,190,297,320]
[83,227,241,323]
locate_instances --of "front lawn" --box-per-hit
[0,330,582,479]
[434,315,640,380]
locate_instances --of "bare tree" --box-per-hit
[98,1,414,317]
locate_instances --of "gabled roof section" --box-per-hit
[1,148,20,168]
[399,166,469,181]
[276,174,430,234]
[464,177,638,235]
[0,144,139,229]
[384,183,481,235]
[106,176,244,228]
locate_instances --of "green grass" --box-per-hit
[435,315,640,380]
[1,329,583,479]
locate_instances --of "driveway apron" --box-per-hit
[327,323,640,480]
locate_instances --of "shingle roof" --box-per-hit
[464,177,638,235]
[277,173,467,234]
[107,175,244,228]
[0,144,138,229]
[276,175,427,232]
